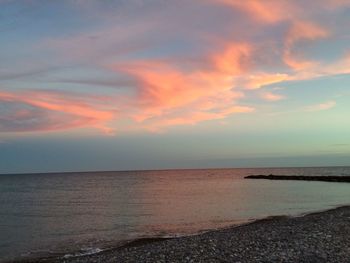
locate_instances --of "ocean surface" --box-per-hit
[0,167,349,261]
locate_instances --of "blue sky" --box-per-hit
[0,0,350,173]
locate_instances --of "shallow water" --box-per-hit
[0,167,349,261]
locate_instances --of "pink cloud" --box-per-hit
[287,52,350,82]
[110,42,255,130]
[326,0,350,9]
[143,105,254,132]
[3,1,349,135]
[284,21,330,70]
[0,40,257,134]
[212,0,296,23]
[212,43,251,74]
[261,92,286,102]
[322,53,350,75]
[305,101,337,112]
[0,90,115,134]
[237,73,289,90]
[212,0,350,24]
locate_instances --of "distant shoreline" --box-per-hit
[2,165,350,176]
[245,174,350,183]
[10,204,350,263]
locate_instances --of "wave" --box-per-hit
[63,247,104,259]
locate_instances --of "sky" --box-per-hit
[0,0,350,174]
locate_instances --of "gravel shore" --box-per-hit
[19,205,350,263]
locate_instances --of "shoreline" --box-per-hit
[8,204,350,263]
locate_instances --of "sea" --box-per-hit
[0,167,349,262]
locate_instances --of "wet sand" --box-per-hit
[14,205,350,263]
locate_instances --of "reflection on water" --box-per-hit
[0,167,349,261]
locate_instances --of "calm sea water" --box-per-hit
[0,167,349,261]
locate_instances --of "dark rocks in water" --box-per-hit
[244,174,350,183]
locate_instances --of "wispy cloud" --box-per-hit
[305,101,337,112]
[1,0,349,134]
[283,21,330,71]
[261,92,286,102]
[0,90,116,134]
[211,0,296,24]
[111,42,254,130]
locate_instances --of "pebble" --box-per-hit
[19,206,350,263]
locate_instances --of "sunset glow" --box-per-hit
[1,0,350,172]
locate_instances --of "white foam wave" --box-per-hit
[63,247,103,258]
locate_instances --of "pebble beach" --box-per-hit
[19,205,350,263]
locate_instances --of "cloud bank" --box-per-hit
[1,0,349,134]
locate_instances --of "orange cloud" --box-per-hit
[0,90,115,134]
[212,43,251,74]
[144,105,254,132]
[1,40,257,134]
[212,0,350,24]
[242,73,289,90]
[111,43,254,130]
[261,91,285,101]
[284,21,330,70]
[286,21,330,46]
[2,0,350,136]
[323,53,350,75]
[212,0,296,23]
[287,52,350,82]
